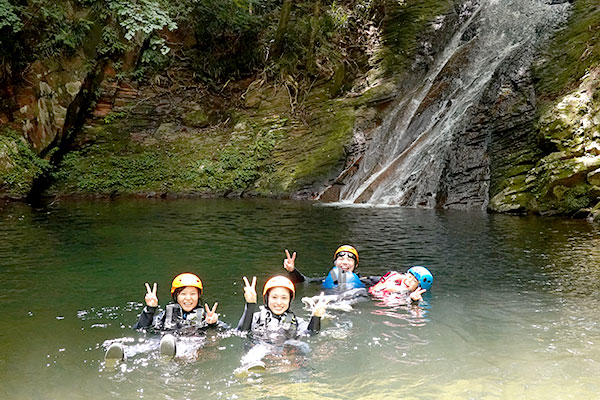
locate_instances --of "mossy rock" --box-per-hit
[588,167,600,185]
[488,174,535,213]
[243,89,263,109]
[182,110,210,128]
[554,183,594,214]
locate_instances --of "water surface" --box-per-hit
[1,198,599,399]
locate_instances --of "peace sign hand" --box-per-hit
[283,249,297,272]
[204,302,219,324]
[410,288,427,302]
[312,292,331,318]
[242,276,257,303]
[144,282,158,307]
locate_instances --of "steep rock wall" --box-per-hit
[489,66,600,219]
[488,0,600,220]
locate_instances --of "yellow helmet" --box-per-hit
[262,276,295,301]
[334,245,359,265]
[171,273,203,295]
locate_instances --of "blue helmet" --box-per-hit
[407,266,433,290]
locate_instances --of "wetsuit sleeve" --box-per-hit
[213,320,230,330]
[236,302,257,331]
[133,306,158,329]
[288,268,306,283]
[288,268,326,284]
[360,275,382,287]
[307,315,321,334]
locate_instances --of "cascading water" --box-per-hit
[335,0,571,208]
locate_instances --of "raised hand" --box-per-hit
[242,276,257,303]
[410,288,427,302]
[204,302,219,324]
[283,249,297,272]
[144,282,158,307]
[312,292,330,318]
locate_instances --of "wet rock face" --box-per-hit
[490,66,600,215]
[9,60,87,154]
[445,46,540,211]
[0,55,104,198]
[321,0,576,212]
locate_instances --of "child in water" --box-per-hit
[368,266,433,302]
[235,275,329,372]
[104,272,223,361]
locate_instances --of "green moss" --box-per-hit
[488,175,536,213]
[504,164,534,179]
[180,121,284,194]
[292,102,354,185]
[0,128,51,197]
[546,183,593,214]
[534,0,600,101]
[246,86,356,196]
[527,154,600,214]
[49,112,287,196]
[182,110,210,128]
[539,118,571,143]
[378,0,453,74]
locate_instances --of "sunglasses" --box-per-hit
[336,251,357,260]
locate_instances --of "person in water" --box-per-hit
[236,275,329,372]
[104,272,223,361]
[368,266,433,302]
[284,245,378,290]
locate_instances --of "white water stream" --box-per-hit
[339,0,570,207]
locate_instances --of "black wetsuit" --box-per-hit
[134,303,227,335]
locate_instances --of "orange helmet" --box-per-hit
[171,273,203,295]
[262,276,295,301]
[334,245,359,265]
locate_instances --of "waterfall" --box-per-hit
[335,0,570,208]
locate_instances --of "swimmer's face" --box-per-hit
[176,286,200,312]
[334,251,357,272]
[403,273,419,292]
[267,287,291,315]
[382,273,419,293]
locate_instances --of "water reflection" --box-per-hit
[1,199,600,398]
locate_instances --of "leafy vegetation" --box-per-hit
[0,0,178,85]
[50,116,285,196]
[0,128,51,196]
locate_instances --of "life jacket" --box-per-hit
[251,306,298,338]
[368,271,410,296]
[322,266,365,290]
[160,303,206,331]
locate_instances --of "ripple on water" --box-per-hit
[2,199,600,398]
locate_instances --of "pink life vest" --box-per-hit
[368,271,410,296]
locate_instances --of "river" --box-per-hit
[1,198,599,399]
